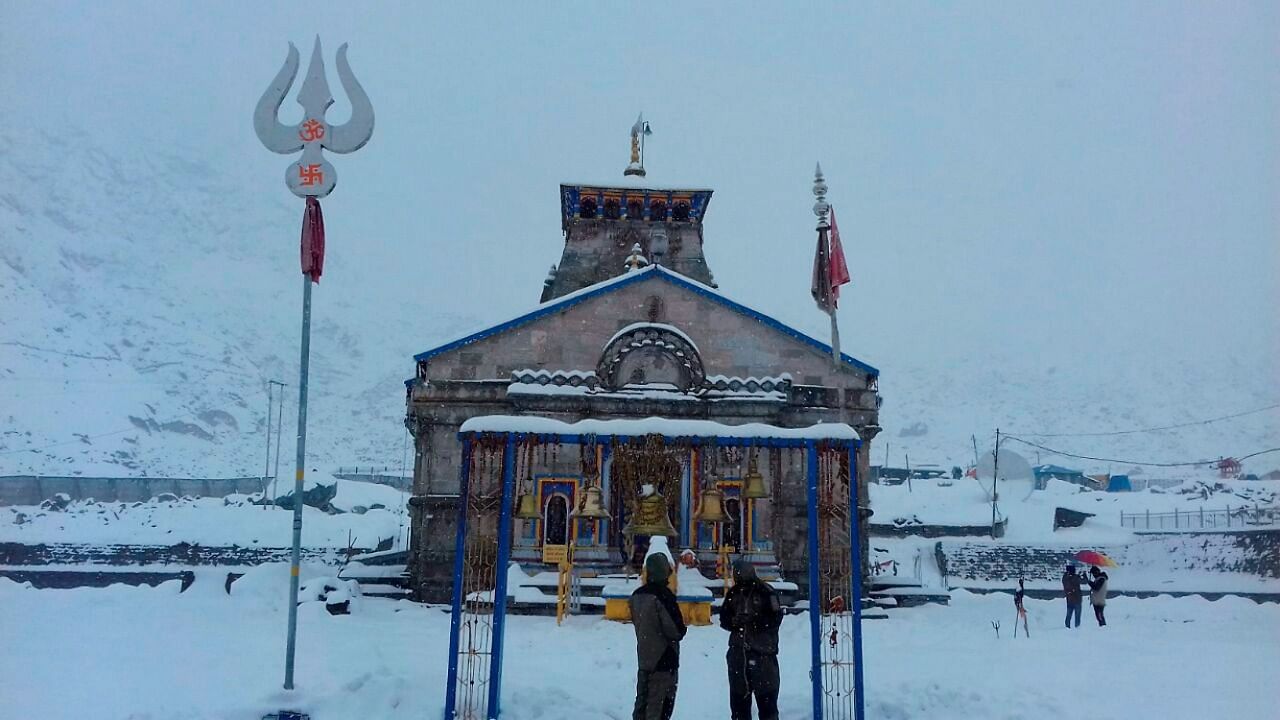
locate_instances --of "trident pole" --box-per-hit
[254,37,373,695]
[283,276,313,690]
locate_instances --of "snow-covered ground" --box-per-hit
[1,572,1276,720]
[870,475,1279,543]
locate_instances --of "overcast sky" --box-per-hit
[3,1,1276,373]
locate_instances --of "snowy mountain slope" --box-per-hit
[0,125,1276,478]
[0,125,474,477]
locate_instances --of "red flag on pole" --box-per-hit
[300,196,325,283]
[828,207,850,307]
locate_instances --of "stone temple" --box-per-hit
[405,162,882,605]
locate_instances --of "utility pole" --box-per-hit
[268,380,287,503]
[992,429,1001,539]
[905,452,912,493]
[263,381,275,505]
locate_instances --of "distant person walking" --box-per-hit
[630,553,687,720]
[720,559,784,720]
[1087,566,1109,627]
[1062,564,1083,629]
[1014,578,1030,637]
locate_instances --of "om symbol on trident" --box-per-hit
[254,37,374,198]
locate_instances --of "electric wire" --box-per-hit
[1002,435,1280,468]
[1011,402,1280,438]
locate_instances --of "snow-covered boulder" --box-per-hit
[298,576,362,615]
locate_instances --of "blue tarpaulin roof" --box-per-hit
[1033,464,1084,477]
[1106,475,1132,492]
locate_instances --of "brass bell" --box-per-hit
[514,491,540,519]
[694,487,729,523]
[573,485,611,520]
[742,456,770,500]
[623,491,679,538]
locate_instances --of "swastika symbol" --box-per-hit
[298,164,324,186]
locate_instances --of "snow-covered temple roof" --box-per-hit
[458,415,860,442]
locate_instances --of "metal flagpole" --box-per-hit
[283,276,313,689]
[829,303,841,366]
[813,164,840,368]
[271,380,286,501]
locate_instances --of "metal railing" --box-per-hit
[1120,505,1277,530]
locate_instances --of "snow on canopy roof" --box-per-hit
[410,265,879,377]
[458,415,860,441]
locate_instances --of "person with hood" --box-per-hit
[1087,565,1109,626]
[630,553,687,720]
[1062,564,1083,629]
[719,558,784,720]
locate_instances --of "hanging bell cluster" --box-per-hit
[742,455,770,500]
[573,485,611,520]
[693,487,729,523]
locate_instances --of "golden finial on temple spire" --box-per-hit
[624,113,651,177]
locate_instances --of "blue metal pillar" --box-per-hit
[487,434,519,718]
[849,442,866,720]
[443,436,474,720]
[806,440,824,720]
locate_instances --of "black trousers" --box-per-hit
[1093,604,1106,626]
[633,669,678,720]
[727,648,779,720]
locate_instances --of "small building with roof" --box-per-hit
[1033,463,1088,490]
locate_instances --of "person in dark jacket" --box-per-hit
[1087,566,1109,627]
[630,553,687,720]
[719,558,784,720]
[1062,564,1083,629]
[1013,578,1030,638]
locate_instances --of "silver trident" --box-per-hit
[254,37,374,198]
[252,37,374,696]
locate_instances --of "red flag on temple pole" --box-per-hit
[828,207,850,307]
[300,196,325,283]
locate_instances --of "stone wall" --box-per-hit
[0,476,264,506]
[546,219,715,299]
[0,541,363,567]
[937,529,1280,587]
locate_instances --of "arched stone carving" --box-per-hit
[597,323,706,392]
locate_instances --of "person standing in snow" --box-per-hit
[630,553,687,720]
[1014,578,1030,637]
[720,558,784,720]
[1087,566,1109,626]
[1062,564,1083,629]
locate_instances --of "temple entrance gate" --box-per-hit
[442,417,866,720]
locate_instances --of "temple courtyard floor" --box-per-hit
[3,568,1276,720]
